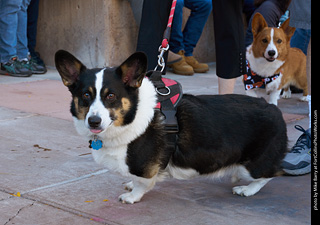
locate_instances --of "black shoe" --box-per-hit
[23,58,47,74]
[27,52,47,74]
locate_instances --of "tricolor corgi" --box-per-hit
[55,50,287,204]
[245,13,308,105]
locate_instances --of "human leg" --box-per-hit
[212,0,245,93]
[17,0,45,75]
[0,0,21,62]
[290,28,311,55]
[0,0,32,77]
[183,0,212,57]
[16,0,31,60]
[181,0,212,73]
[27,0,39,56]
[26,0,46,74]
[167,0,194,75]
[169,0,185,54]
[218,77,237,94]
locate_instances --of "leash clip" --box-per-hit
[154,44,169,72]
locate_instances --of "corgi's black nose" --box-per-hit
[88,116,102,128]
[268,50,276,57]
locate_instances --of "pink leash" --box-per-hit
[155,0,177,72]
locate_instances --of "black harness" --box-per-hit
[147,70,182,152]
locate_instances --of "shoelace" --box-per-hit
[291,125,311,153]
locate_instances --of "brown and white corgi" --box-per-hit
[55,50,287,204]
[245,13,308,105]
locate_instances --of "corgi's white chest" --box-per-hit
[91,145,130,177]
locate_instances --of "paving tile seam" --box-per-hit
[18,196,118,225]
[0,190,16,202]
[0,187,22,199]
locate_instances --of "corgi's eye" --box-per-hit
[83,92,91,100]
[106,93,116,101]
[262,38,268,43]
[277,39,282,44]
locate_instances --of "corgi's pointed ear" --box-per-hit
[280,18,296,40]
[116,52,147,88]
[55,50,86,87]
[251,13,268,37]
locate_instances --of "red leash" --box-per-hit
[155,0,177,72]
[161,0,177,48]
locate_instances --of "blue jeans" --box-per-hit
[290,28,311,55]
[0,0,31,63]
[169,0,212,56]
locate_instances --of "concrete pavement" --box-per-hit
[0,64,310,224]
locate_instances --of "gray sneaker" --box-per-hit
[0,56,32,77]
[281,125,311,175]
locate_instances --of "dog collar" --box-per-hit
[243,60,281,90]
[89,135,103,150]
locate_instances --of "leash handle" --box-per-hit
[155,0,177,72]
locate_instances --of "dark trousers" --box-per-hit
[137,0,245,78]
[212,0,245,79]
[136,0,172,71]
[27,0,39,55]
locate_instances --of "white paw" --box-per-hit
[281,91,291,99]
[123,181,134,191]
[118,192,141,204]
[268,100,278,106]
[299,96,308,102]
[232,185,255,197]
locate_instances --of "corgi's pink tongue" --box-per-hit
[90,129,102,134]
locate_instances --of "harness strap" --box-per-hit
[151,0,179,154]
[146,70,181,152]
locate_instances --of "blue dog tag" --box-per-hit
[91,139,103,150]
[89,136,103,150]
